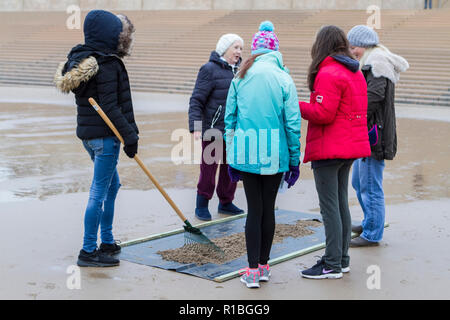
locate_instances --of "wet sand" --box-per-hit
[0,91,449,299]
[0,99,448,205]
[1,187,449,300]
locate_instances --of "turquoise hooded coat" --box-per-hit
[224,51,301,175]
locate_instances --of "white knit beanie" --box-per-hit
[215,34,244,56]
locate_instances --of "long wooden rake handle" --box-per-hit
[88,97,189,223]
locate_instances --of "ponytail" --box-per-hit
[237,53,263,79]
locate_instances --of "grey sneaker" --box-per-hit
[350,236,379,247]
[239,267,260,288]
[259,264,271,282]
[351,224,363,234]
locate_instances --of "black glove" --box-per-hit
[123,141,138,158]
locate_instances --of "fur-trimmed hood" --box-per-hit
[54,11,135,93]
[116,14,135,58]
[54,56,98,94]
[360,44,409,84]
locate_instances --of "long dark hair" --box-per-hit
[238,53,264,79]
[307,25,353,91]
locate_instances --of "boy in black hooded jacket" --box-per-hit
[55,10,138,267]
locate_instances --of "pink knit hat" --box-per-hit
[251,21,279,55]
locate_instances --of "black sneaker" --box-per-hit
[300,258,343,279]
[99,241,121,255]
[77,249,120,267]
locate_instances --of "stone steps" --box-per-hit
[0,9,449,106]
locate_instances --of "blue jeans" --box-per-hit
[351,157,385,242]
[424,0,432,9]
[82,137,121,252]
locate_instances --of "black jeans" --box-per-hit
[313,161,353,272]
[241,172,283,268]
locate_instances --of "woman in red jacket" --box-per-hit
[299,25,371,279]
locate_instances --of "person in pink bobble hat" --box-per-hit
[251,21,279,54]
[226,21,301,288]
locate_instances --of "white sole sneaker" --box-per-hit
[240,277,260,288]
[259,264,271,282]
[342,267,350,273]
[259,274,270,282]
[259,268,271,282]
[300,271,343,279]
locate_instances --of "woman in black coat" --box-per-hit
[188,34,244,221]
[347,25,409,247]
[55,10,138,267]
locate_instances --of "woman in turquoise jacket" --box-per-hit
[224,21,301,288]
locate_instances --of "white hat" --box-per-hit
[215,34,244,56]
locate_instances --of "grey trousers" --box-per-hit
[313,161,353,272]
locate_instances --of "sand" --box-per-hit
[158,220,322,265]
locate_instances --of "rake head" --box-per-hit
[183,222,225,258]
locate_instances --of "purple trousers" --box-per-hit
[197,139,237,204]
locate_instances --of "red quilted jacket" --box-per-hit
[300,56,371,163]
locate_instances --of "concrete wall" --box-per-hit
[0,0,440,11]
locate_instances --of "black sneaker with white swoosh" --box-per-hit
[300,258,343,279]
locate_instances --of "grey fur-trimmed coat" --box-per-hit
[361,45,409,161]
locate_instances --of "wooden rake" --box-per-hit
[88,98,224,256]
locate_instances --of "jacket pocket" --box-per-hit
[86,138,104,155]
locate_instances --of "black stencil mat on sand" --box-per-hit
[119,210,334,281]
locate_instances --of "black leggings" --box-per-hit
[241,172,283,268]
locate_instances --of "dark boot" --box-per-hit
[195,194,211,221]
[218,202,244,215]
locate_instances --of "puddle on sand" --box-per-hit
[0,103,198,202]
[0,102,449,205]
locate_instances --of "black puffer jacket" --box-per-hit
[188,51,240,134]
[54,10,138,146]
[362,66,396,161]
